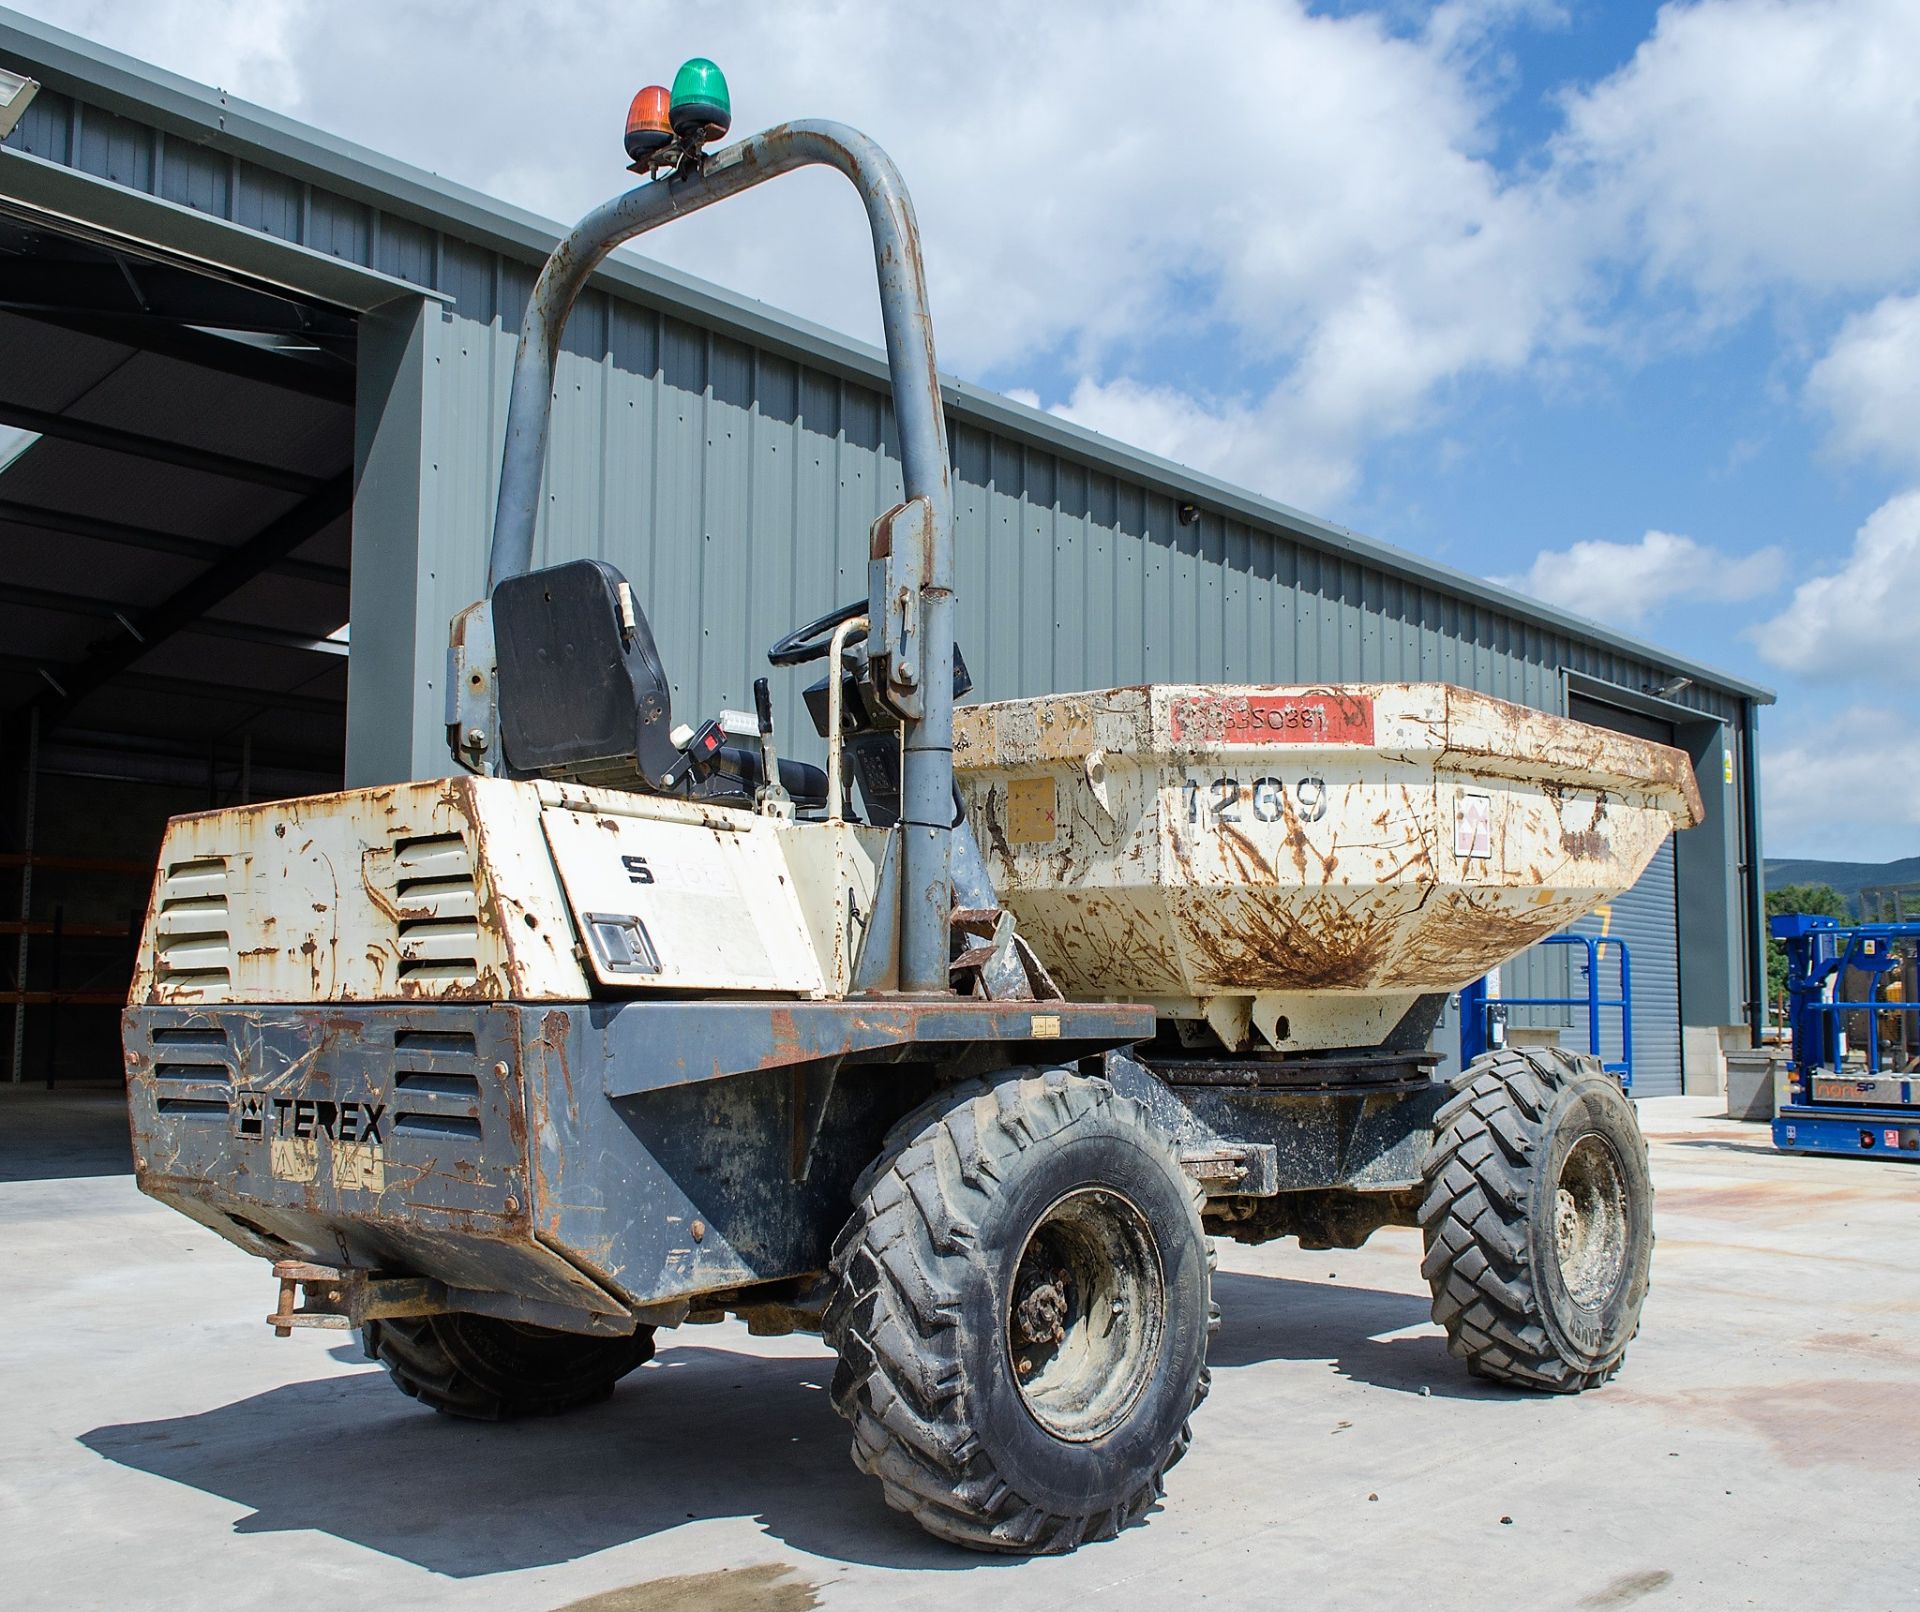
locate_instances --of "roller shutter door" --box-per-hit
[1571,834,1682,1096]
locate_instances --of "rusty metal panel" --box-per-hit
[124,1001,635,1318]
[528,996,1152,1305]
[123,994,1152,1318]
[130,777,588,1006]
[540,795,825,996]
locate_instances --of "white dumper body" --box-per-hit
[954,682,1703,1054]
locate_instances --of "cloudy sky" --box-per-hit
[15,0,1919,861]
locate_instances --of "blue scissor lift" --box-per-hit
[1771,913,1920,1160]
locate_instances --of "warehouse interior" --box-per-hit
[0,204,353,1083]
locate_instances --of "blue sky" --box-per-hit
[19,0,1920,862]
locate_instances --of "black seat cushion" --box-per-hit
[493,559,683,788]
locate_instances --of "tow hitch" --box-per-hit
[266,1261,354,1337]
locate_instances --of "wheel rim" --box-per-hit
[1554,1132,1631,1309]
[1005,1186,1166,1442]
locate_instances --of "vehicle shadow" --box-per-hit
[1210,1270,1508,1401]
[81,1274,1502,1577]
[80,1342,995,1577]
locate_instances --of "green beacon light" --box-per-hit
[669,57,731,145]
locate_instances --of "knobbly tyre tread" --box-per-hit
[362,1313,655,1420]
[824,1068,1211,1553]
[1416,1045,1649,1392]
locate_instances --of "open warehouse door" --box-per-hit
[0,182,356,1085]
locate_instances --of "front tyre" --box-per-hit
[1418,1046,1653,1391]
[362,1313,655,1420]
[824,1068,1212,1554]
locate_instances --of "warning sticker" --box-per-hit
[269,1136,319,1184]
[1170,692,1375,746]
[1455,792,1494,859]
[1007,775,1058,844]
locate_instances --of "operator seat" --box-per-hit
[493,558,827,807]
[494,558,687,791]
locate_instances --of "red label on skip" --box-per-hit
[1171,692,1375,745]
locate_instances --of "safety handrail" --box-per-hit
[1483,934,1634,1088]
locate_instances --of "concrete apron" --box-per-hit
[2,1089,1916,1611]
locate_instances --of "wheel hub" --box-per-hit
[1013,1269,1070,1347]
[1554,1131,1631,1309]
[1006,1186,1166,1442]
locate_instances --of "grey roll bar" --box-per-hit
[486,120,955,994]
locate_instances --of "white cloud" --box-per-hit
[1425,0,1570,59]
[1049,375,1387,516]
[14,0,1587,510]
[1496,529,1784,629]
[1752,489,1920,673]
[1807,293,1920,472]
[1557,0,1920,300]
[1763,704,1920,860]
[47,0,313,108]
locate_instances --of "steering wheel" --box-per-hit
[768,597,868,666]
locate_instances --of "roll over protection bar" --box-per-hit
[485,122,955,993]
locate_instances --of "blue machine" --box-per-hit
[1461,935,1635,1090]
[1771,913,1920,1160]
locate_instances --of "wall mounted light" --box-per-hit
[0,66,41,141]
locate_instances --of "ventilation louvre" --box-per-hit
[394,1027,481,1097]
[154,858,231,991]
[155,1096,230,1118]
[393,835,479,986]
[391,1111,484,1139]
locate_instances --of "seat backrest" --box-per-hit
[493,558,683,789]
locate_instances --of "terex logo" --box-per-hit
[235,1089,386,1143]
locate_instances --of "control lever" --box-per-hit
[660,717,727,791]
[753,678,790,807]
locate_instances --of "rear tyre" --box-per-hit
[824,1068,1212,1554]
[362,1313,655,1420]
[1418,1046,1653,1392]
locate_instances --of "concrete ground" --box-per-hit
[4,1084,1917,1612]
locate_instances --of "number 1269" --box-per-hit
[1183,775,1329,826]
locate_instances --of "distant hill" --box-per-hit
[1765,855,1920,908]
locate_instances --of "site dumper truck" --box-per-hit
[122,69,1702,1554]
